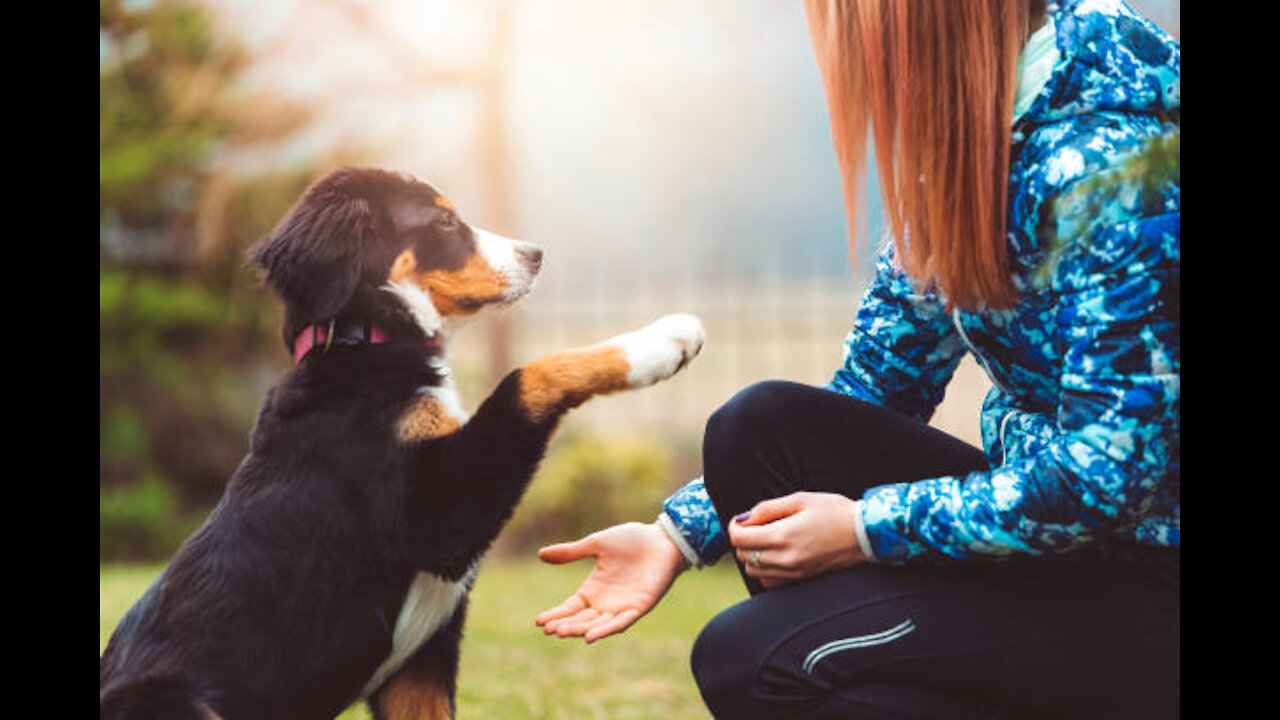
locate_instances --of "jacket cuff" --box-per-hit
[850,499,877,563]
[660,476,729,566]
[860,484,928,563]
[656,512,700,569]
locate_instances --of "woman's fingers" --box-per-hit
[534,522,687,643]
[541,602,644,640]
[584,608,642,643]
[728,493,811,549]
[535,534,602,631]
[537,536,597,564]
[549,608,642,642]
[735,540,811,587]
[727,517,777,550]
[738,494,806,526]
[730,493,867,590]
[737,549,805,578]
[545,607,603,637]
[535,593,588,626]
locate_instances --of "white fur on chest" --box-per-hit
[424,358,469,424]
[360,566,475,698]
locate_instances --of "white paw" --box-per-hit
[609,314,706,388]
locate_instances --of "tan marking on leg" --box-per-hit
[418,254,506,316]
[373,671,453,720]
[518,345,631,423]
[389,249,418,283]
[398,395,463,442]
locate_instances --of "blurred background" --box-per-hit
[100,0,1180,562]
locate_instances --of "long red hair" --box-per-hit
[805,0,1041,310]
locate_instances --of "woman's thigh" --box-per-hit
[692,550,1180,720]
[700,380,989,593]
[701,380,989,520]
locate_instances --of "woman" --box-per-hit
[537,1,1179,717]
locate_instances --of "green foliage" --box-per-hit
[99,0,325,563]
[99,473,195,561]
[502,432,681,552]
[100,0,242,233]
[99,270,229,394]
[100,0,252,562]
[100,404,149,467]
[101,269,227,333]
[99,268,273,560]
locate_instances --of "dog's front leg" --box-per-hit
[407,314,705,578]
[382,315,703,718]
[516,312,706,424]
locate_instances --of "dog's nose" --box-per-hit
[518,243,543,270]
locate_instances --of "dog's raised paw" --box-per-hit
[609,313,706,388]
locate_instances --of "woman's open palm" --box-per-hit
[535,521,687,643]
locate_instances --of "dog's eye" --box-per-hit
[437,212,458,230]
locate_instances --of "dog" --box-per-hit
[99,166,705,719]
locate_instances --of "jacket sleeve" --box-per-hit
[659,476,729,567]
[826,240,968,422]
[860,191,1180,563]
[658,240,970,567]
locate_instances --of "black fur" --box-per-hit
[100,167,560,719]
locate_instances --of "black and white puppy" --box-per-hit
[99,167,705,720]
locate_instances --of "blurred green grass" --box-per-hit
[100,555,747,719]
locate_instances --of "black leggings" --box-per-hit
[691,381,1179,720]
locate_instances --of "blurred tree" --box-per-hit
[101,0,238,264]
[100,0,320,560]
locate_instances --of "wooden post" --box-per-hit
[481,0,514,387]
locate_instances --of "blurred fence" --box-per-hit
[449,274,992,451]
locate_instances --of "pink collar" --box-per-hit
[292,320,442,364]
[292,320,389,365]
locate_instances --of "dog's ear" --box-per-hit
[249,181,376,327]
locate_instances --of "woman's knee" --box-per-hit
[703,381,799,477]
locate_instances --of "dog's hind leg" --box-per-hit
[100,675,222,720]
[368,601,466,720]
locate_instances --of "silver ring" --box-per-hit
[749,550,761,569]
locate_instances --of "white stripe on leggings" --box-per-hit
[802,618,917,675]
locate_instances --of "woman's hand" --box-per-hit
[535,521,688,643]
[728,492,868,589]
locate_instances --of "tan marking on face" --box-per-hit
[433,196,456,211]
[417,253,506,316]
[389,249,418,283]
[397,395,463,443]
[518,345,631,423]
[374,670,453,720]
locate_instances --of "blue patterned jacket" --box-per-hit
[662,0,1179,565]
